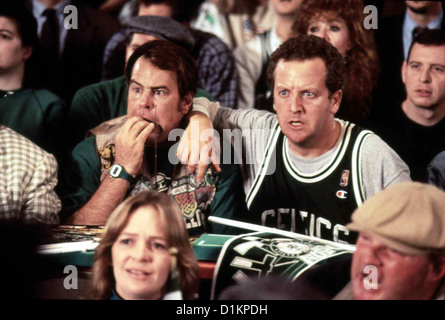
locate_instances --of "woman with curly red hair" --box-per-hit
[293,0,379,123]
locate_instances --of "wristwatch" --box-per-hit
[109,164,136,184]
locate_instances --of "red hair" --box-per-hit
[293,0,379,122]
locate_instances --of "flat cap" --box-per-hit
[347,182,445,255]
[124,15,195,52]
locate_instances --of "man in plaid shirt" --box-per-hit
[0,126,60,224]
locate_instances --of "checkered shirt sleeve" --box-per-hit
[0,126,61,224]
[193,29,239,109]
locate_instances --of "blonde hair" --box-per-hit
[90,191,200,300]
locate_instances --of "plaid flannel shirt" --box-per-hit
[190,28,239,109]
[0,126,61,224]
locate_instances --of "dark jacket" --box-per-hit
[27,1,120,103]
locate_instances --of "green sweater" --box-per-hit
[68,76,214,151]
[0,88,66,158]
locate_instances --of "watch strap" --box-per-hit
[110,164,136,184]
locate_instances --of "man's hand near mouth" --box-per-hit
[115,116,155,176]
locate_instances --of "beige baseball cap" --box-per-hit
[347,182,445,255]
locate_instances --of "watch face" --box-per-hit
[110,164,123,177]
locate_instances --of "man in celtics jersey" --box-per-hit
[190,35,410,244]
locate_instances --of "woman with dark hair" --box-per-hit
[0,3,66,188]
[292,0,379,124]
[91,191,200,300]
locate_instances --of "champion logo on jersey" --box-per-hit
[336,190,348,199]
[340,170,350,187]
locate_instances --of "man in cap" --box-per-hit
[290,181,445,300]
[102,0,239,109]
[67,15,212,152]
[339,182,445,299]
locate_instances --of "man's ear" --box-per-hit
[427,256,445,283]
[22,46,32,60]
[330,90,342,115]
[401,61,407,84]
[180,92,194,114]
